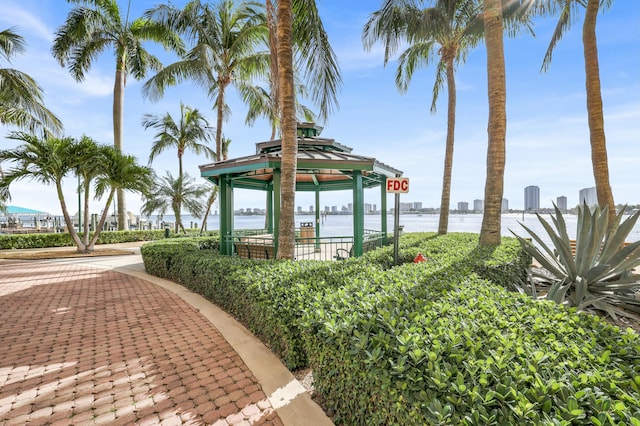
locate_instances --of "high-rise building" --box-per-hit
[557,196,567,211]
[524,185,540,211]
[473,199,483,212]
[502,198,509,212]
[457,202,469,212]
[579,187,597,207]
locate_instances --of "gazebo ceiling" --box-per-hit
[199,135,402,192]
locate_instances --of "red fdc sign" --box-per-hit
[386,177,409,193]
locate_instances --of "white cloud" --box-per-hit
[0,4,53,43]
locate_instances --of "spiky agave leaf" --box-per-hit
[511,202,640,323]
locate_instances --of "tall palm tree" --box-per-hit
[143,0,268,161]
[141,171,208,233]
[0,132,151,252]
[363,0,483,235]
[265,0,342,125]
[0,27,62,136]
[268,0,341,259]
[538,0,615,222]
[52,0,184,230]
[479,0,507,247]
[477,0,535,246]
[142,102,216,179]
[276,0,296,259]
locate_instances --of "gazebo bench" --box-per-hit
[234,240,275,260]
[334,237,381,261]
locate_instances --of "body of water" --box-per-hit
[150,212,640,246]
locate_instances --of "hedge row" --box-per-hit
[303,272,640,424]
[0,229,217,250]
[140,233,640,425]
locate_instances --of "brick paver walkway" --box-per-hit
[0,261,283,425]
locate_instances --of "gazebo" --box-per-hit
[199,123,402,259]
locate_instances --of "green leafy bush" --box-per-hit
[140,232,640,424]
[0,229,169,250]
[302,273,640,425]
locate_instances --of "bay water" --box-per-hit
[152,212,640,246]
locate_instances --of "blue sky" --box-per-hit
[1,0,639,217]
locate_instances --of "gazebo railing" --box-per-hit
[224,229,386,261]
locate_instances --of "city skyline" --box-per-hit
[0,1,638,216]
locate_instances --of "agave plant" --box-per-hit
[511,203,640,321]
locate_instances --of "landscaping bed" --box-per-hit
[141,232,640,425]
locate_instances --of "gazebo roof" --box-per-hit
[199,135,402,192]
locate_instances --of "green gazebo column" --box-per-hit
[380,176,388,243]
[267,184,274,233]
[352,170,364,256]
[315,187,320,251]
[219,175,234,255]
[272,168,281,253]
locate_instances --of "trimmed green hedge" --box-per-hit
[302,272,640,424]
[0,229,218,250]
[140,232,640,425]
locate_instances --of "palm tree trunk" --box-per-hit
[199,186,217,236]
[437,54,457,235]
[83,181,91,246]
[479,0,506,247]
[57,181,87,252]
[88,191,116,250]
[583,0,615,222]
[216,81,226,161]
[276,0,296,260]
[266,0,280,141]
[114,68,127,230]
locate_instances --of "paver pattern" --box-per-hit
[0,261,283,425]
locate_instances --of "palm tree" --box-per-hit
[143,0,268,161]
[242,76,316,140]
[141,172,208,234]
[275,0,296,260]
[538,0,615,222]
[267,0,342,259]
[91,146,153,246]
[0,27,62,136]
[0,132,151,252]
[142,102,216,179]
[74,135,102,244]
[52,0,184,230]
[478,0,509,247]
[363,0,483,235]
[265,0,342,126]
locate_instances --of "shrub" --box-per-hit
[513,203,640,321]
[140,232,640,424]
[302,273,640,425]
[0,229,169,250]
